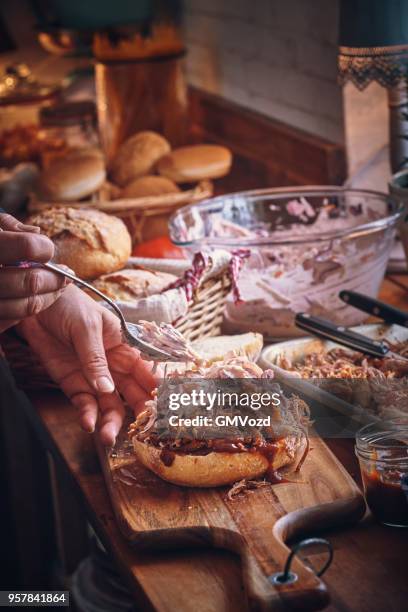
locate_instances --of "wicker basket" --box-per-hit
[119,255,233,342]
[28,180,213,245]
[175,274,231,341]
[1,254,234,390]
[125,256,233,343]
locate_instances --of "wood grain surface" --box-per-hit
[19,276,408,612]
[25,390,408,612]
[96,424,365,611]
[188,88,347,191]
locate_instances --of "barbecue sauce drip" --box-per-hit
[157,437,290,484]
[160,449,176,467]
[362,468,408,527]
[257,440,289,484]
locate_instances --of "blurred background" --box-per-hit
[0,0,392,191]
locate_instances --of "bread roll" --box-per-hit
[110,131,171,187]
[39,148,106,201]
[121,175,180,198]
[163,333,264,376]
[132,436,300,487]
[157,144,232,183]
[28,207,131,279]
[193,333,263,364]
[90,268,177,301]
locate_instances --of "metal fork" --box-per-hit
[43,261,179,362]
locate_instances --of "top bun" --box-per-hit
[157,144,232,183]
[27,207,131,279]
[110,131,171,187]
[192,333,263,364]
[39,148,106,201]
[121,175,180,199]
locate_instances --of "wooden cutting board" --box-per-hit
[96,425,365,611]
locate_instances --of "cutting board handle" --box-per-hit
[238,536,329,612]
[225,493,365,611]
[97,428,367,611]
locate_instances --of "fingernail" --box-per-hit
[59,265,75,274]
[95,376,115,393]
[16,222,41,233]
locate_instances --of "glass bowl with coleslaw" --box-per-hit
[169,186,403,340]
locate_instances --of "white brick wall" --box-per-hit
[183,0,344,144]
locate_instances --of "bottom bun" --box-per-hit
[132,437,300,487]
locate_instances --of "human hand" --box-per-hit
[0,212,70,333]
[18,284,157,445]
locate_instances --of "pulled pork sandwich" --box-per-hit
[129,357,310,488]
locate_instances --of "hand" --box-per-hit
[0,212,70,333]
[18,285,157,445]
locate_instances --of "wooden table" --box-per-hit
[20,276,408,611]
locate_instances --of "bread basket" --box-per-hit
[28,180,213,245]
[1,250,247,390]
[124,254,235,342]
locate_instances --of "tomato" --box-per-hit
[132,235,186,259]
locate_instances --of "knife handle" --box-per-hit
[340,290,408,328]
[295,313,389,358]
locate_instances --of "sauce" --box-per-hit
[156,436,292,485]
[160,449,176,467]
[362,468,408,527]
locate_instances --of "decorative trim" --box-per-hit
[339,44,408,90]
[339,44,408,57]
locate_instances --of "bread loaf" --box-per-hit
[38,148,106,201]
[27,207,132,279]
[110,131,171,187]
[157,144,232,183]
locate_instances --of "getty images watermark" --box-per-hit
[153,376,408,439]
[167,388,282,428]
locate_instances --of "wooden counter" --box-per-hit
[16,275,408,611]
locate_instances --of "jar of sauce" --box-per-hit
[355,421,408,528]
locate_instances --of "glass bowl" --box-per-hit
[169,186,403,339]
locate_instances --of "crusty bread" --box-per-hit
[27,207,131,279]
[90,268,177,301]
[121,175,180,198]
[161,333,264,376]
[110,131,171,187]
[193,333,263,364]
[132,436,302,487]
[39,148,106,201]
[157,144,232,183]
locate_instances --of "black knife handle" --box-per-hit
[295,313,389,358]
[340,290,408,328]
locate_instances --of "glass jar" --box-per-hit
[0,64,61,167]
[39,100,99,151]
[94,23,187,163]
[355,421,408,528]
[0,63,60,131]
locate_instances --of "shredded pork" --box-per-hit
[277,342,408,379]
[138,320,202,363]
[130,356,310,470]
[227,478,271,500]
